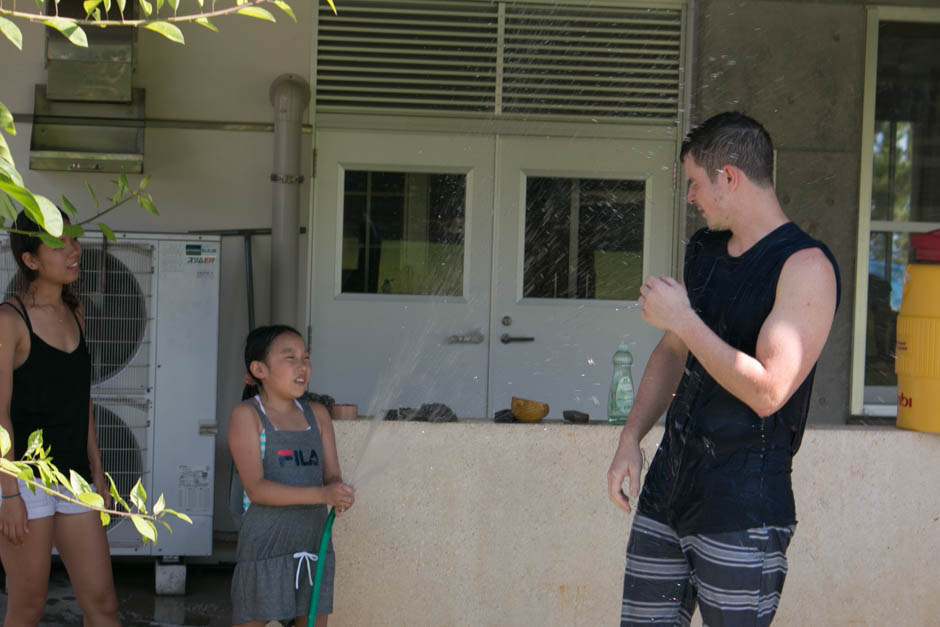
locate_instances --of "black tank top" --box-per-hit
[3,296,92,479]
[638,223,841,535]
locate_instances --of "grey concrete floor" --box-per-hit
[0,559,235,626]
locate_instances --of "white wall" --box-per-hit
[0,9,317,532]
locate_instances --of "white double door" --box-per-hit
[309,130,675,419]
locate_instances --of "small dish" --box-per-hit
[511,397,549,422]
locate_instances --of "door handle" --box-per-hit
[501,333,535,344]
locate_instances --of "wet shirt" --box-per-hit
[637,223,840,535]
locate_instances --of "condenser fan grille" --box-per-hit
[94,399,148,535]
[76,244,152,391]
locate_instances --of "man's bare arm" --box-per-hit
[607,330,687,513]
[643,248,837,417]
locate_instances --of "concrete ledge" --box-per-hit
[330,421,938,626]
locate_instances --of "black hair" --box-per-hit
[8,210,82,312]
[241,324,304,400]
[680,112,775,187]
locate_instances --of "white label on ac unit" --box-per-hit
[177,464,211,513]
[161,242,185,273]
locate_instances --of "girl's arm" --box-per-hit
[228,402,352,508]
[0,305,29,543]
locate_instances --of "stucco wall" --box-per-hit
[330,420,939,626]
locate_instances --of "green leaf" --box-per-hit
[160,508,193,524]
[141,195,159,215]
[78,491,105,508]
[106,473,130,512]
[0,102,14,136]
[138,0,152,17]
[51,468,71,491]
[196,0,203,7]
[93,7,101,21]
[273,1,296,22]
[38,233,65,249]
[25,430,44,457]
[144,21,184,44]
[87,183,99,208]
[99,510,111,526]
[116,0,126,16]
[17,465,34,482]
[194,17,217,32]
[0,17,22,51]
[0,175,39,214]
[325,0,337,15]
[63,224,85,238]
[69,469,92,495]
[103,0,111,13]
[153,493,165,515]
[167,0,178,13]
[130,514,157,544]
[237,6,276,22]
[155,0,164,13]
[97,222,116,240]
[60,194,79,218]
[83,0,103,17]
[118,170,129,193]
[0,134,14,169]
[36,461,53,487]
[0,193,14,223]
[35,194,64,237]
[0,425,9,456]
[0,158,23,186]
[43,18,89,48]
[130,478,148,513]
[139,174,150,189]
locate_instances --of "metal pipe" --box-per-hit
[269,74,311,328]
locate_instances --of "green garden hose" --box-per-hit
[307,506,336,627]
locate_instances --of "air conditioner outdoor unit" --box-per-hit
[0,232,219,557]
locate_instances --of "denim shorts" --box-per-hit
[1,479,96,519]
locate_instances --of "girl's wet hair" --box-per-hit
[241,324,304,400]
[8,210,81,312]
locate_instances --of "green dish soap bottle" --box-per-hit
[608,343,634,425]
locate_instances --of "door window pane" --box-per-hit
[872,22,940,224]
[341,171,465,296]
[523,177,644,300]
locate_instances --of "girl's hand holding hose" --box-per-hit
[323,482,355,515]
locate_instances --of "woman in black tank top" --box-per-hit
[0,211,119,626]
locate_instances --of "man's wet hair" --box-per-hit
[680,112,774,187]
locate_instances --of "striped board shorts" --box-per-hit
[621,514,795,626]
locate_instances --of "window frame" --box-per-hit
[851,5,940,417]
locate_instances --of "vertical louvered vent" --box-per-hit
[316,0,683,122]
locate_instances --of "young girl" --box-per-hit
[229,325,355,627]
[0,211,120,626]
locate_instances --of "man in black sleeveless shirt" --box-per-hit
[607,112,840,626]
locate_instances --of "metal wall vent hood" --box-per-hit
[30,2,144,173]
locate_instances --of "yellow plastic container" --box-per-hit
[894,263,940,434]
